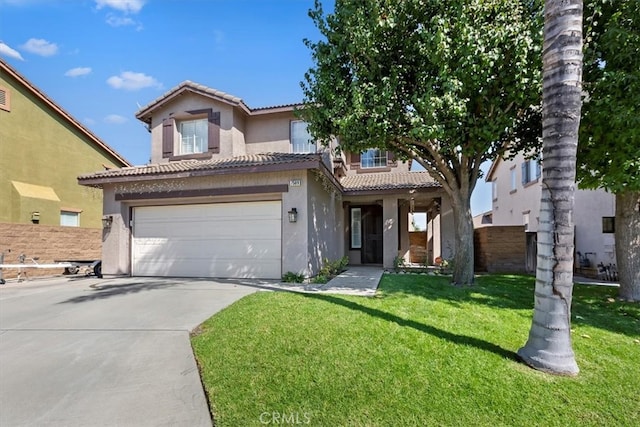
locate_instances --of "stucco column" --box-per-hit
[382,197,399,269]
[102,185,130,276]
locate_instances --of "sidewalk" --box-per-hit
[254,266,383,296]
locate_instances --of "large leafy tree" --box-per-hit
[301,0,543,285]
[579,0,640,301]
[518,0,583,376]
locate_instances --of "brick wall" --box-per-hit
[474,226,526,273]
[0,223,101,280]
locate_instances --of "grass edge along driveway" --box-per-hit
[191,274,640,427]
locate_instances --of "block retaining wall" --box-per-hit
[0,223,102,280]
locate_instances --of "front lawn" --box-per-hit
[191,274,639,426]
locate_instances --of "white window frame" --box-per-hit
[522,158,541,185]
[492,180,498,201]
[179,118,208,155]
[351,208,362,249]
[510,167,517,192]
[60,211,80,227]
[290,121,316,153]
[361,149,387,168]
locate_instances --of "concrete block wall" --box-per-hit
[0,223,101,280]
[474,225,526,273]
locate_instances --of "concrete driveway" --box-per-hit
[0,276,259,427]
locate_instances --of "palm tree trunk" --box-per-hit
[616,190,640,301]
[517,0,583,376]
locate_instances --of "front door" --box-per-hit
[362,205,383,264]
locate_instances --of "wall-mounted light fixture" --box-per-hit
[31,212,40,223]
[288,208,298,223]
[102,215,113,229]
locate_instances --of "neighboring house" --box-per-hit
[79,81,457,279]
[0,59,130,278]
[486,152,616,273]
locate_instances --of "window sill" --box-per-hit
[168,152,212,161]
[523,179,540,188]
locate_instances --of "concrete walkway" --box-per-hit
[253,266,384,296]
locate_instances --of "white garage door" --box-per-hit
[132,201,282,279]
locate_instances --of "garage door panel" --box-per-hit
[134,239,279,260]
[132,202,282,279]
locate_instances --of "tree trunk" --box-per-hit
[450,192,475,286]
[517,0,582,376]
[616,190,640,301]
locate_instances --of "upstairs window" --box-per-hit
[521,158,541,185]
[291,121,316,153]
[179,119,208,154]
[510,167,517,192]
[602,217,615,233]
[361,148,387,168]
[492,180,498,201]
[162,109,220,159]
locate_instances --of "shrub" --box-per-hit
[282,271,305,283]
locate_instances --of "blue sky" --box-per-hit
[0,0,492,215]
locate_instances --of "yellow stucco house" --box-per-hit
[0,59,130,276]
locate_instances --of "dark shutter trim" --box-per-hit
[162,117,174,158]
[350,152,360,165]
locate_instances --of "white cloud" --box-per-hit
[106,71,161,91]
[84,118,97,125]
[64,67,92,77]
[0,41,24,60]
[104,114,128,124]
[21,38,58,57]
[106,14,136,27]
[95,0,145,14]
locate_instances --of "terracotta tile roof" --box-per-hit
[78,153,322,182]
[340,172,440,192]
[135,80,304,121]
[135,81,251,121]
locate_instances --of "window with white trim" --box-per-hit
[179,119,208,155]
[291,121,316,153]
[492,180,497,201]
[510,167,517,192]
[351,208,362,249]
[361,148,387,168]
[60,211,80,227]
[521,158,541,185]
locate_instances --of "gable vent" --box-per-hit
[0,87,9,112]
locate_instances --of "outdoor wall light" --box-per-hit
[102,215,113,229]
[288,208,298,223]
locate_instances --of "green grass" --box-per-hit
[191,274,640,426]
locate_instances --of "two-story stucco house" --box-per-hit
[486,151,617,273]
[79,81,456,279]
[1,59,130,279]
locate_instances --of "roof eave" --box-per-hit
[1,59,131,168]
[78,159,325,188]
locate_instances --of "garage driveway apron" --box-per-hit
[0,276,258,427]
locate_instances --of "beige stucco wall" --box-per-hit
[1,67,126,228]
[148,93,239,163]
[100,169,339,278]
[305,170,344,273]
[245,112,295,154]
